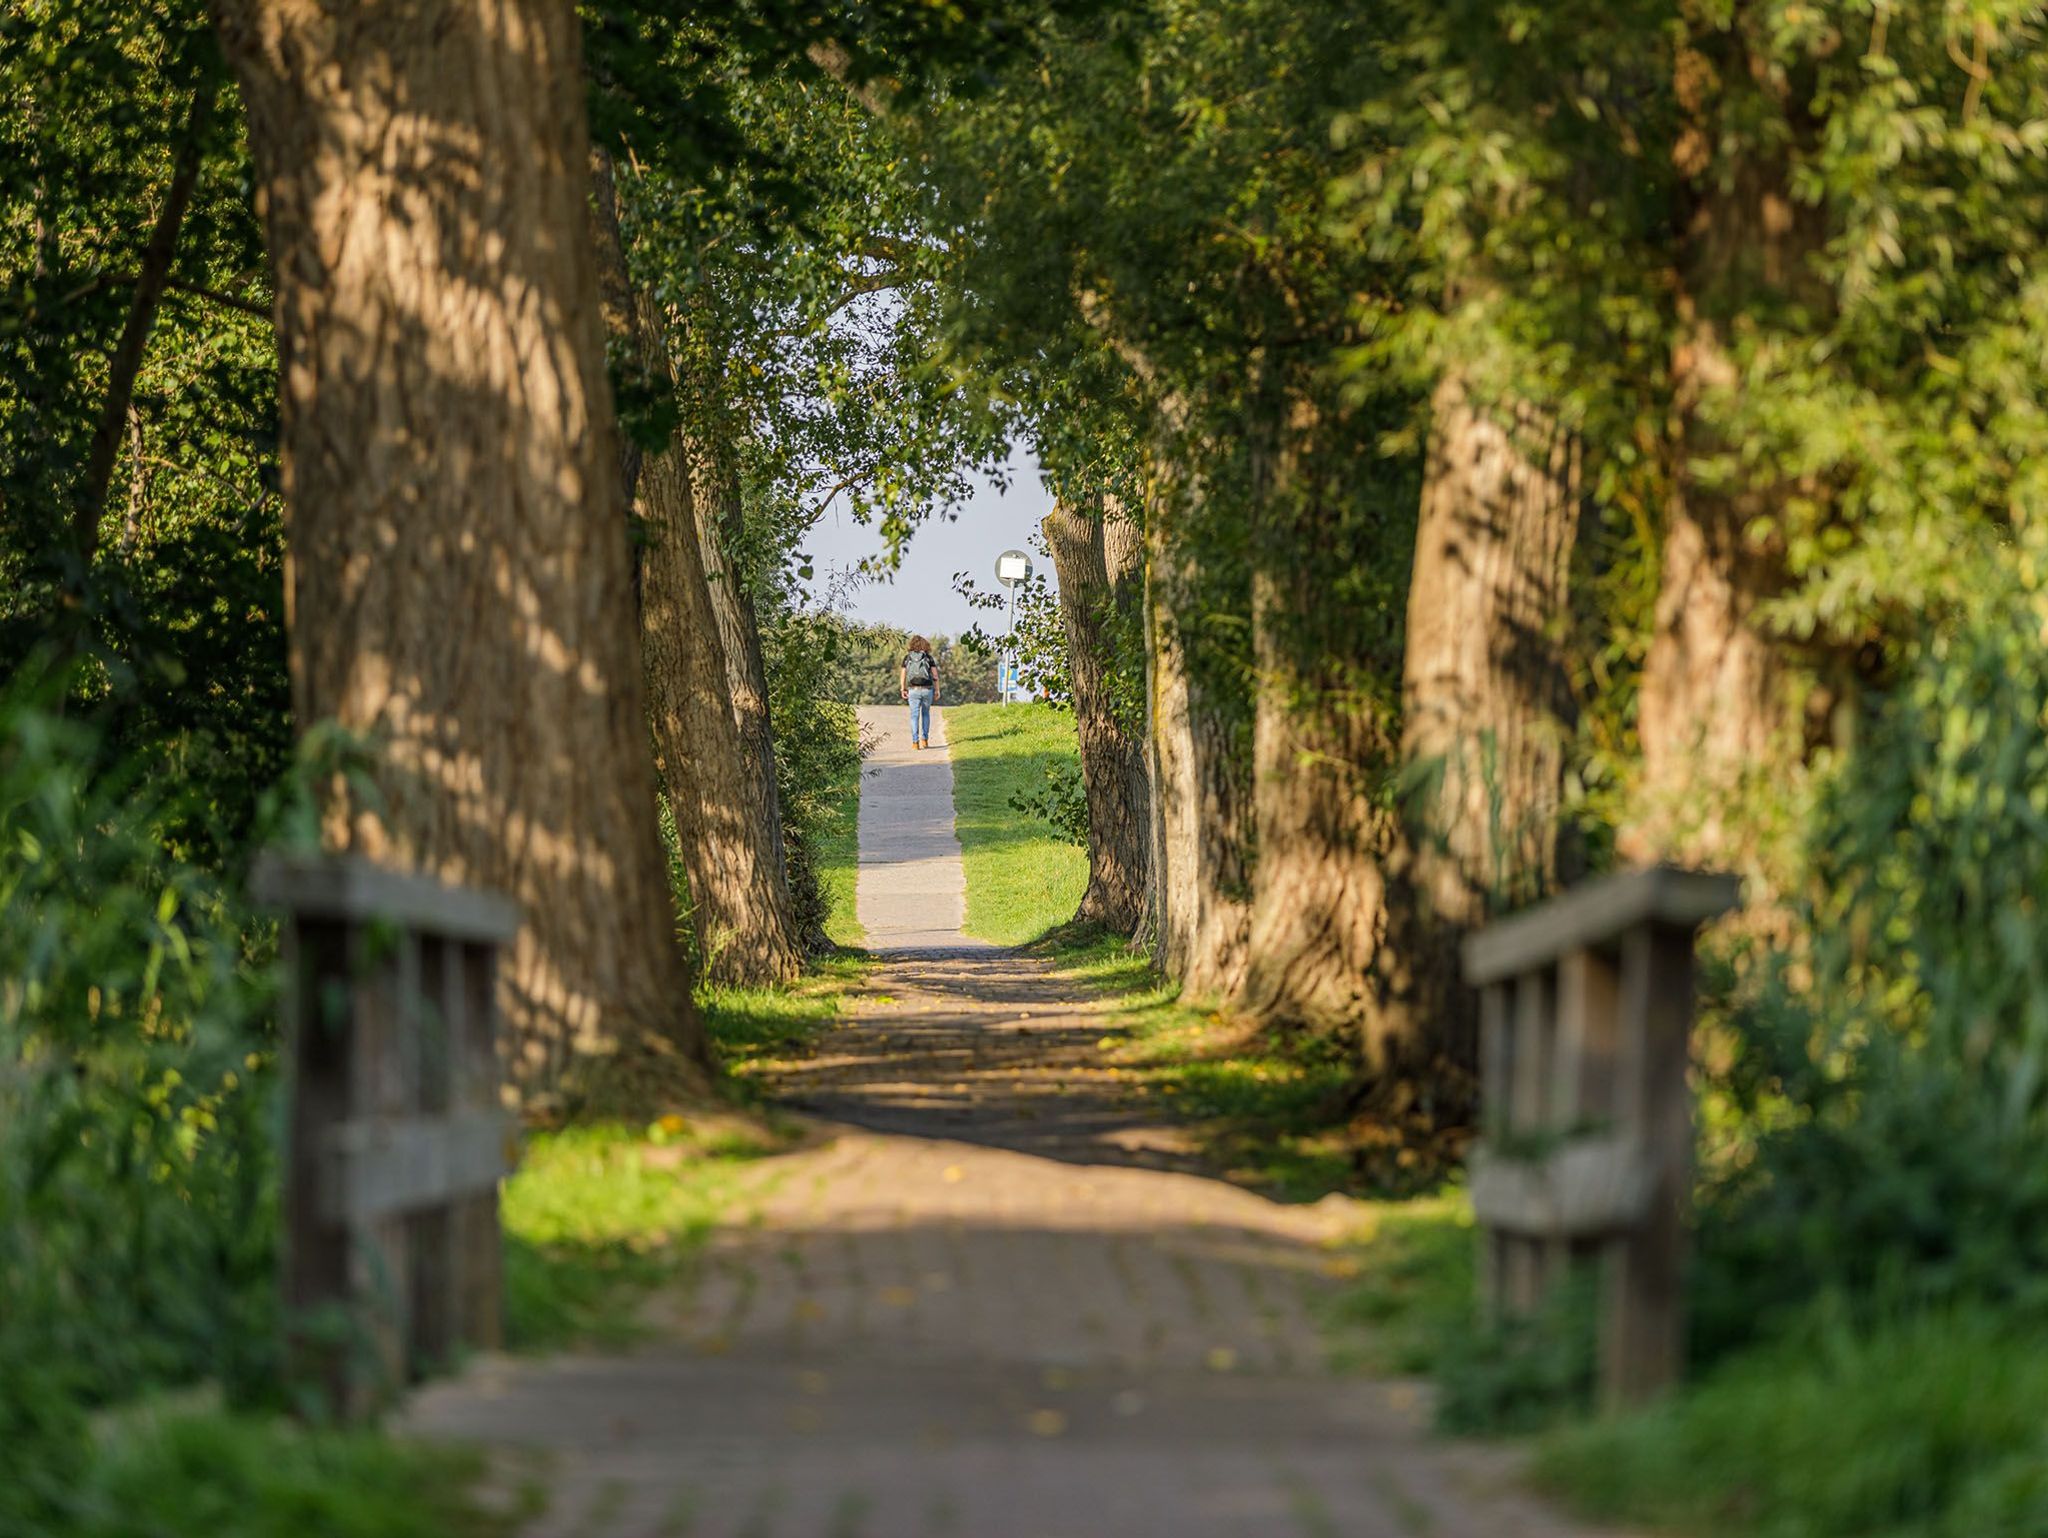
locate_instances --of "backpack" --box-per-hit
[905,649,936,687]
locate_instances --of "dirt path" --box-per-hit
[405,704,1614,1537]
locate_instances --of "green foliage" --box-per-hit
[801,612,999,706]
[943,703,1089,944]
[1,1,289,858]
[955,537,1070,702]
[1538,1307,2048,1538]
[1008,755,1088,847]
[0,687,285,1528]
[1693,576,2048,1351]
[760,609,869,948]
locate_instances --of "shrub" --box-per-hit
[0,689,283,1527]
[1694,578,2048,1349]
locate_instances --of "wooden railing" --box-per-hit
[1461,864,1739,1409]
[254,855,520,1420]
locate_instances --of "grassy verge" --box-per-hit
[11,1408,524,1538]
[1031,925,1358,1199]
[815,733,864,950]
[502,1115,787,1353]
[501,957,872,1352]
[943,702,1088,944]
[703,957,872,1082]
[1536,1307,2048,1537]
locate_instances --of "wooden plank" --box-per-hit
[408,936,458,1378]
[1508,970,1555,1134]
[252,854,520,945]
[1478,983,1512,1140]
[452,939,507,1353]
[320,1109,515,1225]
[345,923,416,1411]
[1600,924,1697,1409]
[1461,865,1739,986]
[281,915,354,1418]
[1468,1136,1650,1238]
[1554,947,1621,1127]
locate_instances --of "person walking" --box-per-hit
[901,635,940,749]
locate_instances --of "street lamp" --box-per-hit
[994,548,1033,705]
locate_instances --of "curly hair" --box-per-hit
[907,635,931,653]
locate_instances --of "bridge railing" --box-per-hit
[254,855,520,1420]
[1461,864,1739,1409]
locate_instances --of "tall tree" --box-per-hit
[1141,439,1252,998]
[212,0,707,1102]
[1628,3,1829,869]
[1240,382,1413,1055]
[590,153,804,984]
[1043,495,1150,933]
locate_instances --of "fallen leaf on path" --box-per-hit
[1025,1409,1068,1437]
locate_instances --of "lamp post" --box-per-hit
[994,548,1032,705]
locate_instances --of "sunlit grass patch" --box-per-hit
[502,1118,786,1352]
[943,703,1088,944]
[816,746,864,950]
[701,955,873,1080]
[1034,925,1356,1199]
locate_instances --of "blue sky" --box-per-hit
[798,445,1056,639]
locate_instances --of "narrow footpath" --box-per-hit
[407,704,1617,1538]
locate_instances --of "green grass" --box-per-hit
[500,957,872,1352]
[502,1117,784,1352]
[943,703,1089,944]
[703,957,872,1077]
[1033,926,1361,1199]
[8,1407,523,1538]
[1536,1307,2048,1538]
[816,738,864,950]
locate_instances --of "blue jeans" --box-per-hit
[907,687,933,743]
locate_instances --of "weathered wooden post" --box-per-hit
[1460,864,1738,1410]
[254,854,521,1421]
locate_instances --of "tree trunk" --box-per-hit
[1142,452,1250,999]
[214,0,707,1106]
[589,156,803,985]
[1241,390,1405,1056]
[1629,18,1826,870]
[1043,495,1150,933]
[677,324,797,940]
[1395,371,1580,1066]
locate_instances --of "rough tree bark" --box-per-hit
[214,0,708,1104]
[589,154,802,984]
[1629,12,1827,869]
[1241,390,1405,1057]
[1395,371,1580,1063]
[1043,495,1150,933]
[1142,448,1251,999]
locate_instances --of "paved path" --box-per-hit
[854,702,990,955]
[405,703,1618,1538]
